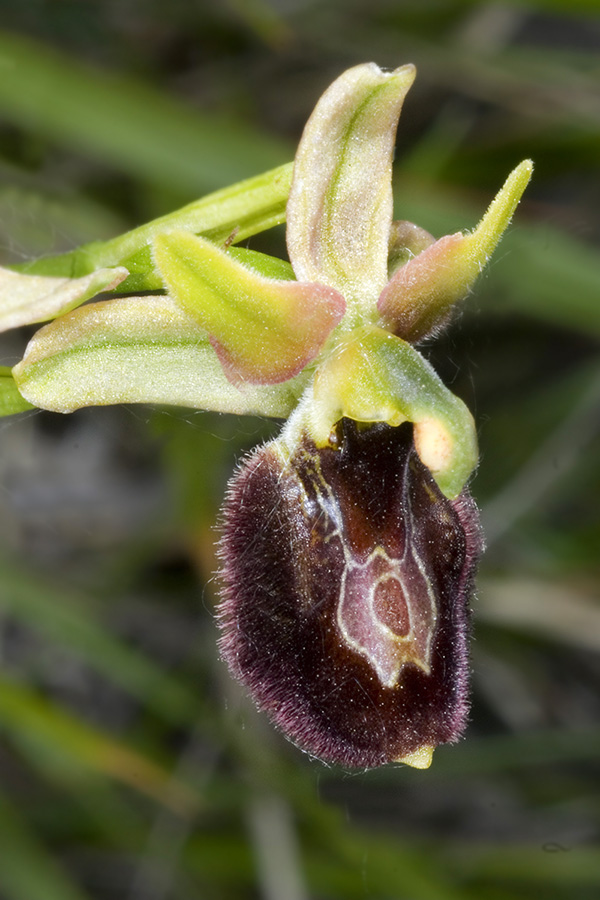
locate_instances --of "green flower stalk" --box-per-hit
[3,62,532,768]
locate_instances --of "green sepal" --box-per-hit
[378,160,533,342]
[13,162,294,293]
[0,367,34,416]
[153,230,345,384]
[306,325,478,498]
[12,295,308,416]
[0,265,128,332]
[287,62,416,310]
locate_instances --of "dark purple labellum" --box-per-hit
[218,420,482,769]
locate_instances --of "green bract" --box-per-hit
[6,62,531,501]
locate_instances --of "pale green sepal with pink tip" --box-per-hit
[12,295,308,416]
[153,230,346,385]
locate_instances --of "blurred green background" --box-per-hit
[0,1,599,898]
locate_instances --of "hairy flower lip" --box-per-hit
[218,419,483,769]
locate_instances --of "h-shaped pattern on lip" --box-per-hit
[295,447,438,687]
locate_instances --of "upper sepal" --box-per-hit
[287,63,416,309]
[153,231,345,384]
[378,160,533,342]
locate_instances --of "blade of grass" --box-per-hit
[492,225,600,337]
[477,577,600,654]
[0,788,90,900]
[444,842,600,887]
[0,677,199,816]
[481,367,600,546]
[0,30,290,195]
[0,556,201,725]
[432,728,600,777]
[306,827,467,900]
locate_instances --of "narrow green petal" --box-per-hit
[287,62,416,310]
[12,295,306,416]
[305,325,477,498]
[463,159,533,267]
[0,367,34,416]
[378,160,533,342]
[153,230,345,384]
[0,265,128,332]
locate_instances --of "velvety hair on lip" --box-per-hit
[218,419,483,769]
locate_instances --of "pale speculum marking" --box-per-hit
[338,545,437,688]
[292,446,438,689]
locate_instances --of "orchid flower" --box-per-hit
[5,63,532,768]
